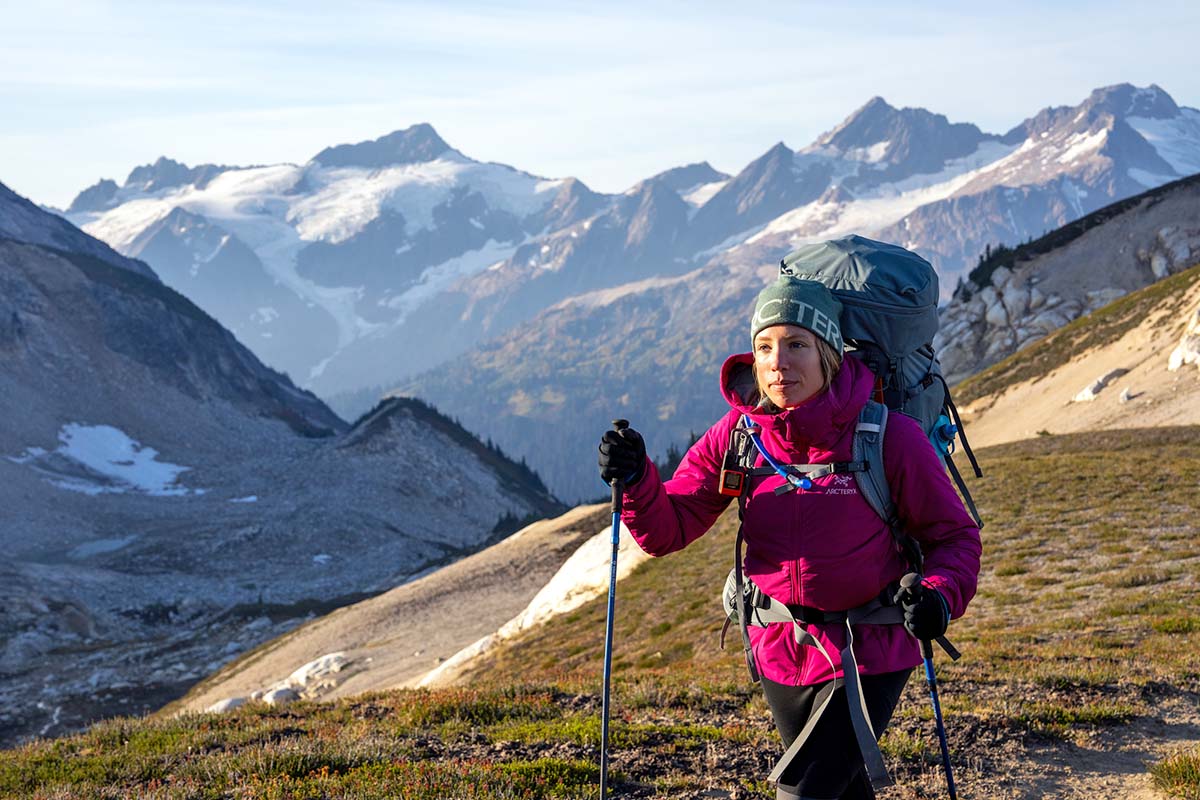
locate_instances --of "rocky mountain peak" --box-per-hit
[311,123,454,169]
[1083,83,1180,120]
[815,95,896,146]
[727,141,796,188]
[1006,83,1183,143]
[66,178,119,214]
[125,156,191,189]
[122,157,227,194]
[808,96,988,180]
[642,161,729,195]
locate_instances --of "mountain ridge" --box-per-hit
[0,193,563,745]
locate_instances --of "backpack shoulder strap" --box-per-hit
[852,401,894,524]
[853,401,923,571]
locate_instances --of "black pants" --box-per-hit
[760,669,912,800]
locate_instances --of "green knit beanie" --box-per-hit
[750,276,844,351]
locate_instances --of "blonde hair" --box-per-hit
[753,336,844,411]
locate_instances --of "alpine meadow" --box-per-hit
[2,15,1200,796]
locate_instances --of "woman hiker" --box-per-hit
[596,267,982,799]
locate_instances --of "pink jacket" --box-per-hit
[621,354,982,686]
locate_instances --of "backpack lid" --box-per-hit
[780,235,939,357]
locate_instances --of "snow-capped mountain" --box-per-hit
[64,85,1200,416]
[67,124,573,388]
[0,183,561,745]
[394,85,1200,502]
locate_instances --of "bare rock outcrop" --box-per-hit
[938,180,1200,385]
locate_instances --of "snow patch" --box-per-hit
[681,179,728,209]
[417,522,650,687]
[1056,129,1108,164]
[842,140,892,163]
[251,307,279,325]
[564,274,692,311]
[289,160,561,244]
[8,424,200,496]
[1129,109,1200,176]
[69,536,138,559]
[380,238,522,321]
[1128,168,1178,188]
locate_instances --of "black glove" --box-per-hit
[598,426,646,486]
[894,575,950,640]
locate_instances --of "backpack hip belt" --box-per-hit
[722,559,902,791]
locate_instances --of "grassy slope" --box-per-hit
[3,426,1198,799]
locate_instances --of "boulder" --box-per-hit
[1029,287,1047,311]
[1073,368,1130,402]
[1167,305,1200,372]
[985,298,1008,328]
[1151,252,1171,280]
[1085,288,1125,311]
[206,697,246,713]
[262,687,299,706]
[1002,284,1030,317]
[984,334,1014,361]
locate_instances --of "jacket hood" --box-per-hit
[719,352,875,450]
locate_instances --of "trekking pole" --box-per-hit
[899,574,957,800]
[600,419,627,800]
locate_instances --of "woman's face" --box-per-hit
[754,324,825,409]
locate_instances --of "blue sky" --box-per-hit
[3,0,1198,209]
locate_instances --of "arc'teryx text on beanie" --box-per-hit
[751,276,844,351]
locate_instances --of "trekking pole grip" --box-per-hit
[900,573,933,654]
[610,419,628,515]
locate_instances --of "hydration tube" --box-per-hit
[742,414,812,491]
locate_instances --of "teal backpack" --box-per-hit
[779,234,983,525]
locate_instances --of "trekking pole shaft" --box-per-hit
[601,418,628,800]
[600,503,620,799]
[921,639,957,800]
